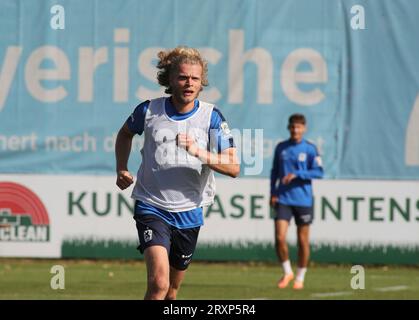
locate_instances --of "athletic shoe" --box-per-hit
[293,280,304,290]
[277,273,294,289]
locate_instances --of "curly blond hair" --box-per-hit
[157,46,209,94]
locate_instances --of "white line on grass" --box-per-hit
[311,291,353,298]
[311,285,408,297]
[373,285,408,292]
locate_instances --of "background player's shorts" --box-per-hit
[133,214,200,271]
[274,203,313,225]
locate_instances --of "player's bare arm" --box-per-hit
[176,133,240,178]
[115,123,135,190]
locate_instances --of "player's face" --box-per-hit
[288,122,306,142]
[170,63,203,109]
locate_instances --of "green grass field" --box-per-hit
[0,259,418,300]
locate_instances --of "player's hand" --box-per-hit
[270,196,278,208]
[176,133,199,157]
[282,173,296,185]
[116,170,134,190]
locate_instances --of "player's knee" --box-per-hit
[276,235,287,245]
[297,236,309,248]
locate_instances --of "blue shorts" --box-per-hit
[274,203,313,225]
[133,213,200,271]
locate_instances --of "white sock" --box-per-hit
[296,268,307,282]
[282,260,293,275]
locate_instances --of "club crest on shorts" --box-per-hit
[301,215,311,223]
[143,229,153,243]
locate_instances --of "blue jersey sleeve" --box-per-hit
[270,144,280,196]
[125,100,150,135]
[209,107,235,153]
[295,144,324,180]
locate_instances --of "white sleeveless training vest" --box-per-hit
[131,97,216,212]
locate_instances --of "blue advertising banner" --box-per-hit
[0,0,418,179]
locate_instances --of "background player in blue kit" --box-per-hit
[270,114,323,290]
[115,47,239,300]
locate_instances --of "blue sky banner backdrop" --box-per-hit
[1,0,419,179]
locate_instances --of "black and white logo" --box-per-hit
[181,253,193,265]
[144,229,153,243]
